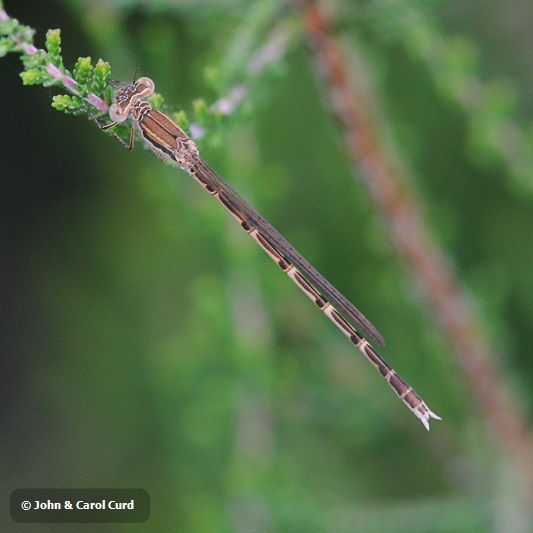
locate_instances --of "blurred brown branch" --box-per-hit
[299,0,533,498]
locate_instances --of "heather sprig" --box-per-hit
[0,2,292,147]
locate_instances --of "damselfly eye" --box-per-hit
[109,103,129,123]
[135,77,155,97]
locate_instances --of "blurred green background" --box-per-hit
[2,0,533,531]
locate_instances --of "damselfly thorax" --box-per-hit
[105,77,199,168]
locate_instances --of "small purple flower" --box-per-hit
[22,43,38,55]
[189,123,206,140]
[62,75,77,89]
[46,63,62,78]
[87,93,108,112]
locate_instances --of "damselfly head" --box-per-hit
[108,85,136,123]
[108,77,156,123]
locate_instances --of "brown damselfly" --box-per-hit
[98,77,440,430]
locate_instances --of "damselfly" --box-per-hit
[99,77,440,430]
